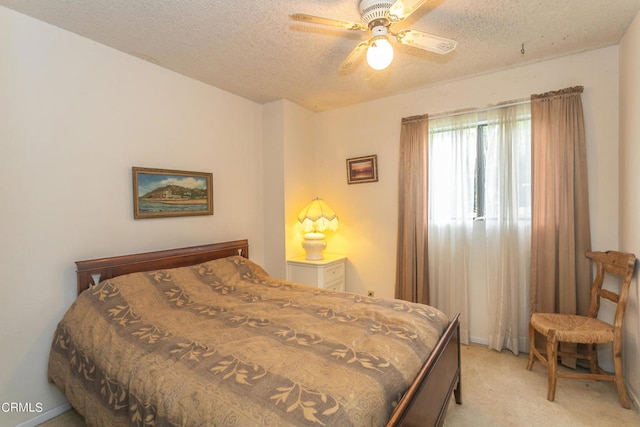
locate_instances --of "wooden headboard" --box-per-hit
[75,239,249,295]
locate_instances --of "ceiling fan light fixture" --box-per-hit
[291,0,457,73]
[366,35,394,70]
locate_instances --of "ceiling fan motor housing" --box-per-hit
[359,0,393,27]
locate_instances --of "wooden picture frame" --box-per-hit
[132,167,213,219]
[346,155,378,184]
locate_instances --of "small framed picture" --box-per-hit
[132,167,213,219]
[346,155,378,184]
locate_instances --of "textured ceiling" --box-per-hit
[2,0,640,111]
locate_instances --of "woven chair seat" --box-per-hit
[530,313,613,344]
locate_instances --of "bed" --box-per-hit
[48,239,461,426]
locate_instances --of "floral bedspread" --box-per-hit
[48,256,448,426]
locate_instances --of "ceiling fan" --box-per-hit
[290,0,457,72]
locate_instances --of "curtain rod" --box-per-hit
[428,96,530,120]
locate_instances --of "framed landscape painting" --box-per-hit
[132,167,213,219]
[346,155,378,184]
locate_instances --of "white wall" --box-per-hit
[282,102,316,262]
[262,99,316,278]
[262,100,287,277]
[0,7,264,426]
[311,47,620,345]
[619,9,640,407]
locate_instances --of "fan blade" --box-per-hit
[339,40,370,72]
[387,0,429,22]
[395,29,456,54]
[289,13,366,31]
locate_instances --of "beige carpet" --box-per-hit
[40,343,640,427]
[445,344,640,426]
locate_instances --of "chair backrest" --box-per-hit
[585,251,636,331]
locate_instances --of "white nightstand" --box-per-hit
[286,253,346,292]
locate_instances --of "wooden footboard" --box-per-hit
[387,313,461,427]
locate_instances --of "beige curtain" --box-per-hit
[395,114,429,304]
[530,86,592,317]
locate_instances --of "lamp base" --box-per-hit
[302,232,327,260]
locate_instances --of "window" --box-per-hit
[474,123,487,218]
[428,105,531,222]
[427,102,532,354]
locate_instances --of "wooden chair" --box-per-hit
[527,250,636,408]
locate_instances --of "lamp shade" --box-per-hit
[297,198,339,233]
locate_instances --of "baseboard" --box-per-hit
[626,379,640,410]
[15,403,71,427]
[468,336,530,353]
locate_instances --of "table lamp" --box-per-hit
[297,198,339,260]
